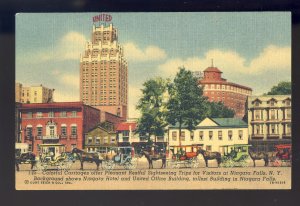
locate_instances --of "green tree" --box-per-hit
[136,77,169,142]
[267,81,291,95]
[208,101,235,118]
[166,67,208,145]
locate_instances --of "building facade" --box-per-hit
[15,102,22,142]
[168,117,248,152]
[116,122,139,145]
[80,23,128,119]
[116,122,167,149]
[15,82,54,103]
[247,95,291,151]
[84,125,117,152]
[18,102,100,154]
[198,64,252,118]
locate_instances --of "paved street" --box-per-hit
[16,155,277,172]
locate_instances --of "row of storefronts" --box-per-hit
[16,94,291,155]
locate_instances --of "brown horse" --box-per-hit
[71,148,102,170]
[198,149,221,167]
[139,150,166,169]
[15,152,36,171]
[248,149,269,167]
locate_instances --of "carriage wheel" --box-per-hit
[102,160,115,170]
[220,157,232,168]
[184,160,192,168]
[34,161,43,171]
[223,158,234,167]
[57,161,64,170]
[170,160,179,169]
[221,161,229,168]
[191,157,200,168]
[272,159,282,167]
[64,160,73,170]
[42,163,48,170]
[124,158,138,170]
[240,160,249,167]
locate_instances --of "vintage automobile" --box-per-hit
[220,144,251,167]
[169,145,202,168]
[270,144,292,167]
[100,146,138,170]
[35,144,74,170]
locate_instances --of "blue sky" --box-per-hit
[16,12,291,118]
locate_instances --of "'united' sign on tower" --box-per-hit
[80,20,128,119]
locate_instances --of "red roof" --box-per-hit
[203,67,222,73]
[19,101,99,110]
[116,122,137,131]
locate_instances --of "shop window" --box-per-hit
[26,127,32,139]
[36,112,42,118]
[172,131,177,141]
[255,110,261,120]
[61,126,67,137]
[270,110,276,120]
[238,130,243,140]
[122,131,129,137]
[190,131,194,141]
[37,126,43,138]
[199,131,204,141]
[218,131,222,140]
[209,131,213,140]
[27,112,32,118]
[48,111,54,118]
[228,130,232,140]
[71,126,77,137]
[286,109,291,119]
[95,137,100,144]
[180,131,185,141]
[60,111,67,117]
[286,123,291,134]
[72,111,77,117]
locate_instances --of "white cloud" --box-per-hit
[59,74,79,89]
[57,32,87,60]
[53,90,79,102]
[124,42,167,62]
[128,85,142,118]
[158,45,291,77]
[51,69,62,75]
[19,31,87,64]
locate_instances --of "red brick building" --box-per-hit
[100,110,124,129]
[19,102,100,154]
[198,65,252,118]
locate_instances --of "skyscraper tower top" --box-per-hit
[80,22,128,119]
[92,24,118,45]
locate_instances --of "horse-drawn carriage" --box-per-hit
[137,143,167,169]
[15,151,36,171]
[169,145,202,168]
[35,144,74,170]
[100,146,138,170]
[220,144,251,167]
[15,143,37,171]
[269,144,292,167]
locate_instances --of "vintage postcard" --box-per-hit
[15,12,291,190]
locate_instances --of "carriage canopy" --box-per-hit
[38,144,66,158]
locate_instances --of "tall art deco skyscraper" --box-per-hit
[80,24,128,119]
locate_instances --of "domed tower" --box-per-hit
[199,60,252,118]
